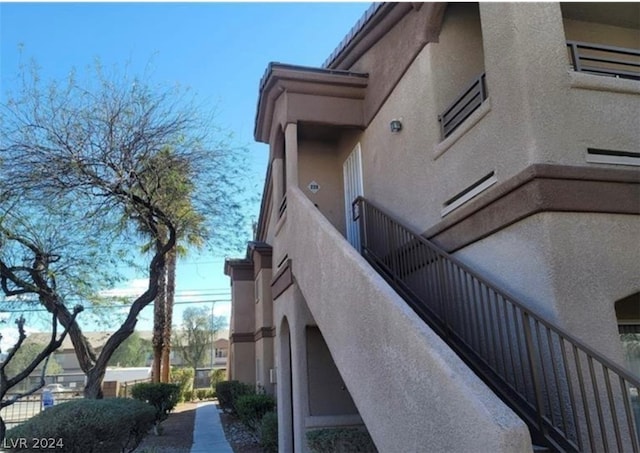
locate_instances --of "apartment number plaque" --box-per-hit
[307,181,321,194]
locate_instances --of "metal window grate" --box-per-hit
[438,73,487,139]
[567,41,640,81]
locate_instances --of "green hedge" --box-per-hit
[5,398,154,453]
[306,427,377,453]
[210,369,226,392]
[235,393,276,432]
[169,367,194,402]
[215,380,254,415]
[130,382,180,426]
[260,411,278,453]
[195,389,209,400]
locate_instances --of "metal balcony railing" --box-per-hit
[438,73,487,139]
[353,196,640,452]
[567,41,640,81]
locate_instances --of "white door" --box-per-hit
[343,143,364,251]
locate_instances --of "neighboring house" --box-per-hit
[170,331,229,370]
[21,328,229,377]
[16,331,154,388]
[225,3,639,452]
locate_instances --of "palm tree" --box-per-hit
[126,148,207,383]
[160,207,205,383]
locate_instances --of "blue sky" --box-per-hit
[0,2,371,345]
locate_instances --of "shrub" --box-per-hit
[215,380,254,414]
[183,389,194,402]
[130,382,180,427]
[4,398,154,453]
[170,367,194,402]
[207,388,216,399]
[235,393,276,432]
[210,368,226,389]
[306,427,377,453]
[259,411,278,453]
[196,389,208,400]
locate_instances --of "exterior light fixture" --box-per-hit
[390,118,403,133]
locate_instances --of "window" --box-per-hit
[615,292,640,376]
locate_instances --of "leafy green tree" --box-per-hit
[108,332,152,368]
[0,59,251,400]
[4,343,63,378]
[174,308,226,380]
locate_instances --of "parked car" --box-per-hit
[43,383,66,393]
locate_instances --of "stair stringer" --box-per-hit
[286,187,533,453]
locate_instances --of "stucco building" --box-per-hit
[225,3,640,452]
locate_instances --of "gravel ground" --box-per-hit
[219,412,262,453]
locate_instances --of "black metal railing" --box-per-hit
[1,390,83,427]
[354,196,640,452]
[118,377,151,398]
[438,73,487,139]
[567,41,640,81]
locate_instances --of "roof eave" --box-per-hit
[254,63,368,144]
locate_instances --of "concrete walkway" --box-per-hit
[190,401,233,453]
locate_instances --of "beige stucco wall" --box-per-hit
[455,212,640,362]
[274,285,374,452]
[256,266,273,330]
[255,337,275,394]
[429,3,485,116]
[230,279,255,334]
[228,277,256,385]
[283,187,531,453]
[274,285,313,452]
[563,18,640,48]
[305,326,358,417]
[330,2,639,238]
[297,139,346,235]
[255,266,275,331]
[229,342,255,385]
[264,157,284,246]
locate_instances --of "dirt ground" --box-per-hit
[134,400,262,453]
[134,402,197,453]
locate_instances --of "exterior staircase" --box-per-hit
[284,187,639,452]
[353,196,640,452]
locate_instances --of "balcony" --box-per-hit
[567,41,640,81]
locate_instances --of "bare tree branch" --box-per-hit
[0,59,251,399]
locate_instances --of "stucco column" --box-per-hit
[276,317,294,453]
[289,315,310,452]
[479,2,569,163]
[284,123,299,190]
[274,283,317,452]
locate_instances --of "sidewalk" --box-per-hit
[190,401,233,453]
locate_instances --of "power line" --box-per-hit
[0,299,231,314]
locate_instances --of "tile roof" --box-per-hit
[322,2,384,69]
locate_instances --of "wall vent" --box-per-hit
[586,148,640,166]
[442,171,497,217]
